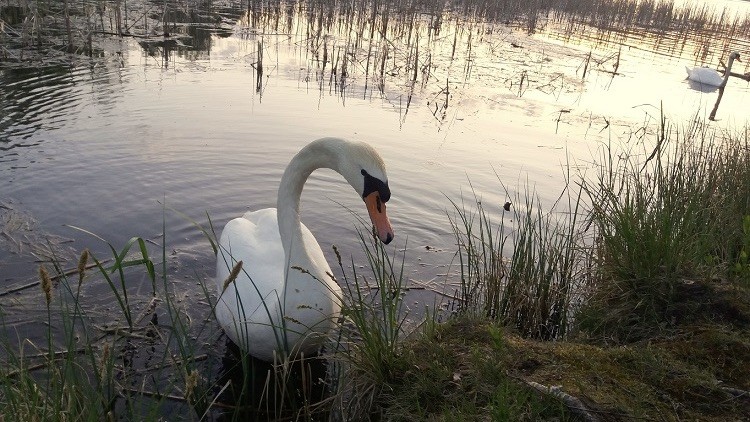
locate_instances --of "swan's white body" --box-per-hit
[686,51,741,87]
[215,138,394,362]
[685,66,724,87]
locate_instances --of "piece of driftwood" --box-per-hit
[709,70,748,121]
[709,84,727,120]
[720,385,750,398]
[0,259,111,297]
[525,380,601,422]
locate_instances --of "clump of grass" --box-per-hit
[0,219,220,420]
[733,215,750,286]
[330,227,412,420]
[579,113,750,342]
[1,248,121,421]
[447,179,584,340]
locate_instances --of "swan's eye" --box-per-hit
[361,169,391,202]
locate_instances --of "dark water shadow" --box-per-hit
[212,339,332,421]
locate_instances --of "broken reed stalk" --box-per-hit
[62,0,74,52]
[613,47,621,74]
[116,0,123,36]
[582,51,591,80]
[257,40,263,93]
[709,62,738,120]
[518,70,527,96]
[0,260,110,297]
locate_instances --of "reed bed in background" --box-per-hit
[2,0,748,71]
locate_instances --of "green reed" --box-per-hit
[579,112,750,342]
[1,249,119,421]
[0,211,221,420]
[447,177,583,340]
[328,227,411,419]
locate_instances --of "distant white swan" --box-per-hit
[215,137,394,362]
[686,51,741,87]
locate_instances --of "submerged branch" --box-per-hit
[524,380,601,422]
[0,259,111,297]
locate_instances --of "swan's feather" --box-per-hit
[216,208,340,361]
[686,66,724,87]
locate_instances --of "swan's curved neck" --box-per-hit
[725,57,735,76]
[276,140,345,270]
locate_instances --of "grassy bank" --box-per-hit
[362,113,750,420]
[376,312,749,421]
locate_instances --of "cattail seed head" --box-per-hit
[100,342,110,376]
[332,244,342,266]
[77,249,89,283]
[222,260,243,293]
[184,369,199,403]
[39,265,52,305]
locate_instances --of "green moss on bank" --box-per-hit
[377,282,750,421]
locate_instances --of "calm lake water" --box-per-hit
[1,0,749,410]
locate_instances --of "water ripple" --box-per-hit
[0,62,129,156]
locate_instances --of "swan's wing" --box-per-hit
[214,209,341,360]
[215,210,285,323]
[298,222,334,276]
[686,67,723,86]
[216,208,284,294]
[215,209,288,360]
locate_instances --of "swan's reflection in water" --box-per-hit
[215,339,332,420]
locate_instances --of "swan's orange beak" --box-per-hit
[364,191,394,244]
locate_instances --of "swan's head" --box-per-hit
[333,140,394,245]
[361,167,393,244]
[729,51,741,63]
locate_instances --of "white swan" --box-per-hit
[215,137,394,361]
[686,51,741,87]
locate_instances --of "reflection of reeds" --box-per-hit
[224,0,749,130]
[3,0,750,67]
[256,40,263,94]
